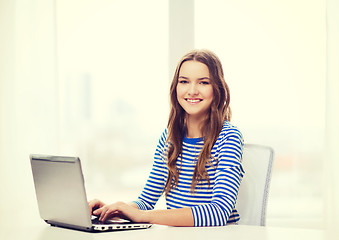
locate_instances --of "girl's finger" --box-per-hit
[94,205,105,216]
[100,207,113,222]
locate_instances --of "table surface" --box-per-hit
[0,220,333,240]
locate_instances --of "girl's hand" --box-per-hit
[93,201,148,223]
[88,199,105,215]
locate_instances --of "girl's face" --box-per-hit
[176,60,214,120]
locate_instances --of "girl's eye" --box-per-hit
[200,81,210,85]
[179,80,189,84]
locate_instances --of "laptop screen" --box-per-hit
[30,155,92,229]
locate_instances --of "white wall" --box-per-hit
[169,0,194,75]
[325,0,339,236]
[0,0,58,224]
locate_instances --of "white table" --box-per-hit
[0,221,330,240]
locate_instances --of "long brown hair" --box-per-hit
[164,49,231,195]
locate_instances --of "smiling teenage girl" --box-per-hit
[89,49,244,227]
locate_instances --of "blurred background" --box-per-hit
[1,0,338,231]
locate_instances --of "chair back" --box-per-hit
[235,144,274,226]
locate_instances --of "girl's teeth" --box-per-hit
[187,99,200,103]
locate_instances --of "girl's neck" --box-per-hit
[185,115,205,138]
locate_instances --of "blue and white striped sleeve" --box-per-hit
[133,130,168,210]
[191,129,244,226]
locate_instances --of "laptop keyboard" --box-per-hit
[91,217,105,225]
[91,216,131,225]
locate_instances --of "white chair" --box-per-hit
[235,144,274,226]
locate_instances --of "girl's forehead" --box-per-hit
[179,61,210,77]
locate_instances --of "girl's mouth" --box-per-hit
[185,98,202,103]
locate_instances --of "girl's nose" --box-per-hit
[188,83,198,95]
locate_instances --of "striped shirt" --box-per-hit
[133,121,244,226]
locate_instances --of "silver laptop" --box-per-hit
[30,154,152,232]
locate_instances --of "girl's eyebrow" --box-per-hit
[178,76,210,80]
[198,77,210,80]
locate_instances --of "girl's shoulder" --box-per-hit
[160,128,168,141]
[157,128,168,147]
[218,121,244,142]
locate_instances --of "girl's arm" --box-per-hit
[93,201,194,226]
[144,207,194,226]
[189,130,244,226]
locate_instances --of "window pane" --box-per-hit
[56,0,169,197]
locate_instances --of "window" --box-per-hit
[56,0,169,197]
